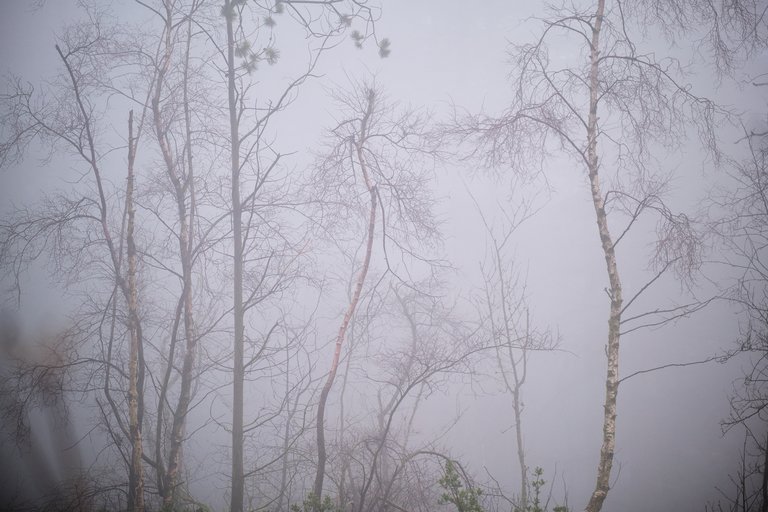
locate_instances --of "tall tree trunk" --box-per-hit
[224,2,245,510]
[126,110,146,512]
[151,3,199,505]
[486,233,530,510]
[164,24,199,507]
[277,352,292,512]
[511,315,528,510]
[336,320,356,509]
[313,91,378,510]
[497,245,528,509]
[55,45,147,510]
[761,429,768,512]
[585,1,623,511]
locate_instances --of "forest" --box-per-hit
[0,1,766,511]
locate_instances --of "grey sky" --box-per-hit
[0,1,764,511]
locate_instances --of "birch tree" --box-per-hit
[215,3,384,510]
[309,79,440,509]
[0,6,219,508]
[448,2,727,509]
[132,1,207,506]
[0,19,153,508]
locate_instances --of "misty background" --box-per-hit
[0,1,765,512]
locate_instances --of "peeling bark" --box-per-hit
[585,1,624,511]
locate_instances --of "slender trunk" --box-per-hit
[151,4,177,503]
[224,3,245,510]
[313,92,378,510]
[313,186,377,509]
[55,43,147,509]
[156,296,183,498]
[356,385,406,512]
[126,110,145,512]
[742,433,748,512]
[511,349,526,509]
[761,429,768,512]
[277,352,292,512]
[487,236,529,509]
[585,1,623,511]
[496,242,528,509]
[162,84,197,511]
[357,294,419,512]
[337,319,357,509]
[154,5,199,505]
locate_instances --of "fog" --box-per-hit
[0,1,765,512]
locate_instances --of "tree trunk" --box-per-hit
[585,1,624,511]
[498,248,528,510]
[277,352,292,512]
[54,44,147,510]
[313,91,378,510]
[151,4,199,505]
[511,318,527,510]
[126,110,145,512]
[761,429,768,512]
[487,234,529,509]
[224,2,245,510]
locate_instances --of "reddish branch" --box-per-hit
[313,90,378,509]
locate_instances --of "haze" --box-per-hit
[0,1,766,512]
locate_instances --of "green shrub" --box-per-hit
[514,467,568,512]
[290,493,339,512]
[438,460,484,512]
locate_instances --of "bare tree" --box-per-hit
[352,284,482,512]
[0,1,396,509]
[308,79,440,509]
[709,75,768,512]
[0,14,161,506]
[472,198,557,512]
[124,108,146,512]
[0,6,226,507]
[215,3,385,510]
[717,104,768,428]
[446,2,726,509]
[312,86,379,509]
[128,1,209,506]
[707,427,768,512]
